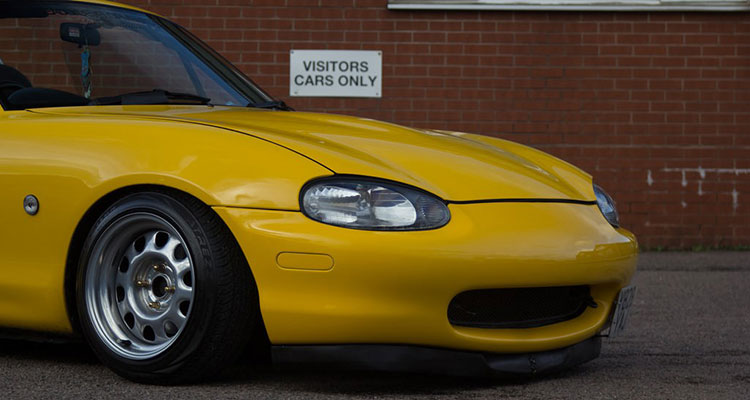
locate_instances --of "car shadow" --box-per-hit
[213,358,597,396]
[0,336,98,365]
[225,365,508,396]
[0,336,595,396]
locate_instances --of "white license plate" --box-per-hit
[608,285,637,338]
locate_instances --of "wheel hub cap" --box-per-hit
[85,213,195,360]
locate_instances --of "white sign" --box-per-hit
[290,50,382,98]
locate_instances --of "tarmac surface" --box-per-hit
[0,251,748,399]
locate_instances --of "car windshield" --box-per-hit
[0,1,272,110]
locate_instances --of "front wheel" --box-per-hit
[76,191,258,384]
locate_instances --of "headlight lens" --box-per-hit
[594,184,619,228]
[302,178,450,230]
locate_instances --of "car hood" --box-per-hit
[34,106,594,202]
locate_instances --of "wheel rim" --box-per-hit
[85,212,195,360]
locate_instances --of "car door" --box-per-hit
[0,105,77,333]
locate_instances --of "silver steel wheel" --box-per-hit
[84,212,195,360]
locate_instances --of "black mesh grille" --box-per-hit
[447,286,592,329]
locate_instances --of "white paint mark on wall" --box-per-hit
[663,167,750,175]
[681,201,687,208]
[647,170,654,186]
[662,167,748,201]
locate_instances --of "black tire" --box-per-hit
[75,190,258,384]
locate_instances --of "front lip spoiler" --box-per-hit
[271,336,601,378]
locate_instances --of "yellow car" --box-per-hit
[0,0,637,384]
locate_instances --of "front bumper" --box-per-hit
[216,202,637,354]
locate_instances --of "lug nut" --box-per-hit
[165,286,176,294]
[153,263,167,273]
[135,280,151,288]
[148,301,162,310]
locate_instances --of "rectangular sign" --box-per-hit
[290,50,382,98]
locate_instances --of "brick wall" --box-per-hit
[14,1,750,248]
[128,1,750,248]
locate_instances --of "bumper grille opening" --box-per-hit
[448,286,593,329]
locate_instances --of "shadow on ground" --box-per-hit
[0,335,565,396]
[0,337,98,365]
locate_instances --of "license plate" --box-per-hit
[608,285,637,338]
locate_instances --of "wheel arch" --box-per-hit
[63,184,269,346]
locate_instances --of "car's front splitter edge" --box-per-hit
[271,336,601,378]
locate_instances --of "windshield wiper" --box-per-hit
[249,100,294,111]
[92,89,211,106]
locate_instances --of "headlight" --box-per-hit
[301,177,451,230]
[594,184,619,228]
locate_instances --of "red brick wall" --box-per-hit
[130,1,750,248]
[19,1,750,248]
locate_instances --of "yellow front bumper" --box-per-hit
[215,202,637,354]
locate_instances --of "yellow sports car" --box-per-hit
[0,0,637,384]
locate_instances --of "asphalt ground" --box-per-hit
[0,251,748,399]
